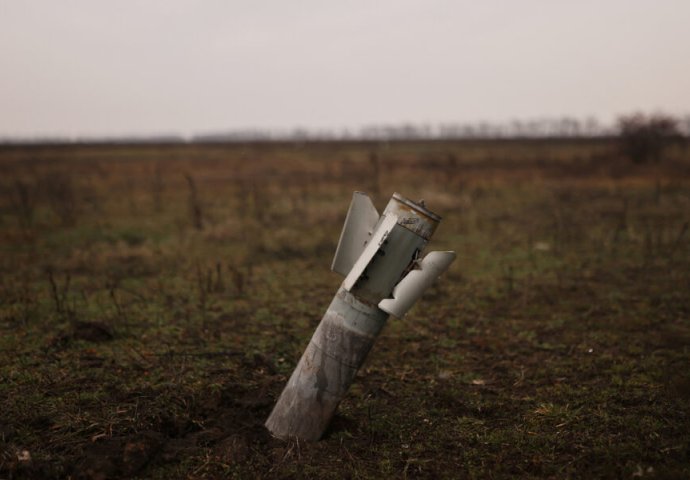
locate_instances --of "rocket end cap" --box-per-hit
[391,192,442,222]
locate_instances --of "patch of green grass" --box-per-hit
[1,140,689,478]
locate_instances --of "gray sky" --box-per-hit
[1,0,689,138]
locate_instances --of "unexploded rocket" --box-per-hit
[265,192,456,441]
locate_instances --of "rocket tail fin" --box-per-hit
[331,192,380,276]
[343,213,398,291]
[378,251,456,318]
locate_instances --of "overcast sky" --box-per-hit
[1,0,688,138]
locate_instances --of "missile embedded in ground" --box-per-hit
[265,192,455,441]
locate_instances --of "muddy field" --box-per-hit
[1,139,689,478]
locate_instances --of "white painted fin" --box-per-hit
[331,192,380,276]
[343,214,398,291]
[378,251,456,318]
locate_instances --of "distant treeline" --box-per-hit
[2,114,689,145]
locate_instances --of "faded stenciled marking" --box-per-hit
[314,353,329,405]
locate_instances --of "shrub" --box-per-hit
[617,113,682,164]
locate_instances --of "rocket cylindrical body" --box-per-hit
[265,192,450,441]
[265,286,387,440]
